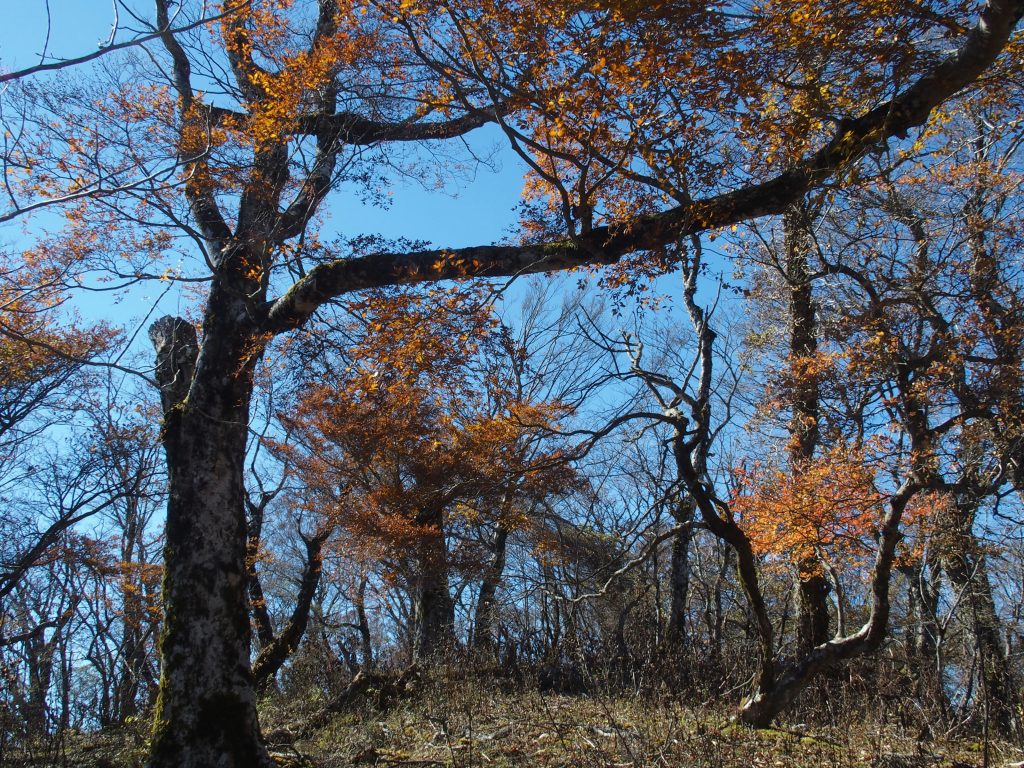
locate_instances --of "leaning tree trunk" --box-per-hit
[672,240,777,712]
[737,367,932,727]
[670,228,928,727]
[737,480,918,726]
[147,314,271,768]
[252,527,332,690]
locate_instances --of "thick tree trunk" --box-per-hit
[943,496,1021,737]
[354,575,374,669]
[796,569,830,656]
[24,631,56,734]
[114,622,145,723]
[147,315,271,768]
[414,577,455,661]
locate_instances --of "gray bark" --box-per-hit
[412,505,455,661]
[147,314,271,768]
[473,525,509,653]
[666,499,695,647]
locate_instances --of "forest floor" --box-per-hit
[9,677,1024,767]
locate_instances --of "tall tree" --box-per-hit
[781,203,832,656]
[278,288,576,661]
[3,0,1022,763]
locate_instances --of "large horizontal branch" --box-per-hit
[260,238,618,332]
[261,0,1024,335]
[209,103,499,146]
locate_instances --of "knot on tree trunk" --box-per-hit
[149,315,198,413]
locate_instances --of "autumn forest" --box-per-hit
[2,1,1024,766]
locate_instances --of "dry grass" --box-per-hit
[265,672,1022,768]
[7,672,1022,767]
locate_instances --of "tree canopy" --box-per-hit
[2,1,1024,765]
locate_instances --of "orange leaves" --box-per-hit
[896,489,955,566]
[274,285,577,570]
[219,0,382,149]
[452,0,980,262]
[759,351,842,418]
[733,442,886,569]
[0,253,116,396]
[340,285,497,394]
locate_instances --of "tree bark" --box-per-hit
[666,498,695,648]
[783,202,832,656]
[412,505,455,661]
[942,495,1021,737]
[147,314,271,768]
[354,575,374,669]
[114,526,147,723]
[473,524,509,654]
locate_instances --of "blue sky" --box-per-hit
[0,2,735,363]
[1,0,546,366]
[0,0,749,553]
[1,1,528,250]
